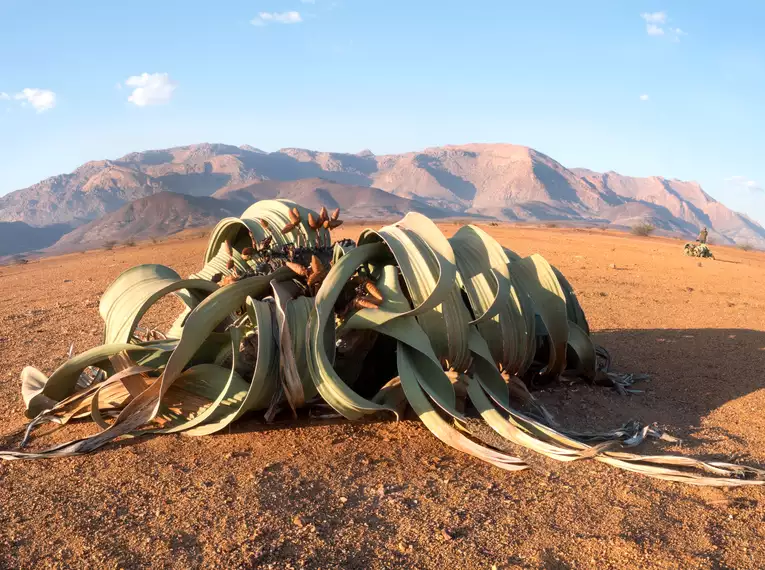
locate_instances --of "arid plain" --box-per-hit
[1,223,764,570]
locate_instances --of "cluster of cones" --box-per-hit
[210,206,346,288]
[282,206,343,236]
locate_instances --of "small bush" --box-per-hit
[102,240,117,251]
[124,238,136,247]
[738,243,754,252]
[631,222,655,237]
[545,222,558,228]
[488,221,499,227]
[12,255,29,265]
[150,236,160,245]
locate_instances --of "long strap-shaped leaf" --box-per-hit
[1,268,294,459]
[306,243,397,420]
[511,254,569,379]
[21,343,173,418]
[100,264,217,344]
[449,225,533,374]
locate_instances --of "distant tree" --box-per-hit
[738,243,754,252]
[12,254,29,265]
[631,222,655,237]
[124,238,136,247]
[102,240,117,251]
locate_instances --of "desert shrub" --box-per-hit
[631,222,655,237]
[738,243,754,252]
[489,221,499,227]
[12,255,29,265]
[545,222,558,228]
[8,199,760,486]
[124,238,136,247]
[102,240,117,251]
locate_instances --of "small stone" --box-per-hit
[441,529,452,540]
[292,515,304,528]
[339,497,348,504]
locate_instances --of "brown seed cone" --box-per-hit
[241,247,254,260]
[323,219,330,229]
[282,222,297,234]
[260,235,273,250]
[331,207,340,221]
[289,207,301,224]
[319,206,329,222]
[259,218,269,230]
[353,296,381,310]
[286,262,309,277]
[226,258,235,270]
[310,254,324,275]
[329,220,343,229]
[308,212,321,230]
[307,269,328,287]
[362,280,384,301]
[220,274,239,287]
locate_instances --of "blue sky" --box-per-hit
[1,0,764,223]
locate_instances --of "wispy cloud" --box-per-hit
[726,176,763,193]
[251,11,303,26]
[0,92,9,101]
[640,11,686,41]
[639,94,649,101]
[14,88,57,112]
[124,73,177,106]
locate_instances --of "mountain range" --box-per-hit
[1,142,763,256]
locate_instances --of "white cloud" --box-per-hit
[124,73,177,106]
[0,92,9,101]
[641,11,667,24]
[251,11,302,26]
[726,176,763,193]
[646,24,664,36]
[669,27,687,42]
[14,88,57,112]
[639,94,649,101]
[641,11,686,41]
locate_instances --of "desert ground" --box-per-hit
[1,223,764,570]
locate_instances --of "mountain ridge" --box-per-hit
[1,142,763,253]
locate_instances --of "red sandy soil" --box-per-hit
[1,224,764,570]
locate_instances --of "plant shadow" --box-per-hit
[221,327,765,467]
[533,328,765,463]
